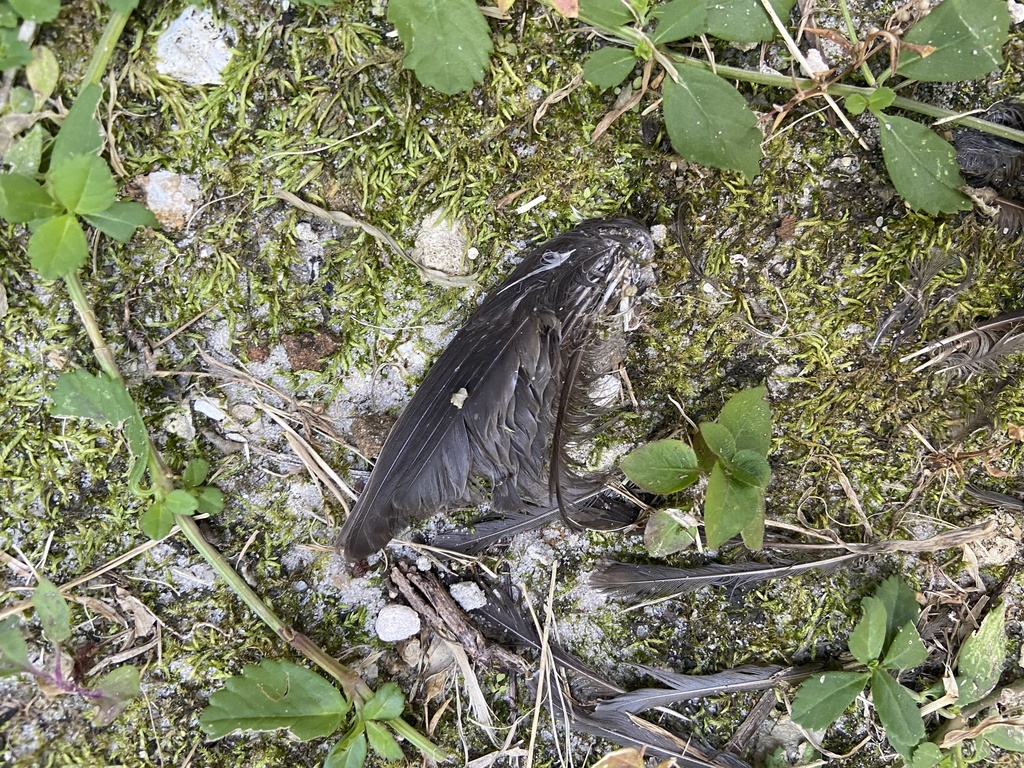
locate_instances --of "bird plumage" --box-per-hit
[337,218,655,561]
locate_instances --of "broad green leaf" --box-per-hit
[583,47,637,89]
[882,622,927,670]
[644,508,699,556]
[5,125,47,176]
[362,681,405,720]
[983,724,1024,751]
[874,576,920,647]
[28,214,88,279]
[325,730,368,768]
[0,6,18,27]
[140,502,174,540]
[663,63,763,181]
[910,743,943,768]
[723,449,771,488]
[739,507,764,549]
[869,86,896,111]
[871,670,926,753]
[26,45,59,106]
[0,173,60,223]
[9,0,59,22]
[699,421,735,460]
[620,439,699,494]
[365,720,405,761]
[848,595,887,665]
[706,0,795,43]
[652,0,706,43]
[92,665,141,726]
[0,616,32,676]
[956,602,1006,706]
[704,461,764,548]
[9,85,33,112]
[163,489,199,515]
[790,671,870,730]
[0,29,31,70]
[898,0,1008,82]
[717,385,771,455]
[578,0,633,28]
[50,369,135,424]
[183,459,210,488]
[196,486,225,515]
[48,154,117,215]
[199,660,348,740]
[388,0,493,94]
[33,577,70,644]
[50,83,103,168]
[875,112,971,214]
[82,201,158,242]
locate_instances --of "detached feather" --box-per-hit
[591,553,861,601]
[596,664,814,714]
[337,219,654,560]
[954,101,1024,190]
[900,309,1024,375]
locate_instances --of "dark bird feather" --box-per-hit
[591,553,861,601]
[954,100,1024,235]
[900,309,1024,375]
[337,218,654,561]
[595,664,815,714]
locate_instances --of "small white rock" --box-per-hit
[193,396,227,421]
[1010,0,1024,25]
[412,209,471,277]
[450,581,487,611]
[155,7,234,86]
[375,604,421,642]
[138,171,201,229]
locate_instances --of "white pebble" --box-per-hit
[450,582,487,611]
[375,605,421,642]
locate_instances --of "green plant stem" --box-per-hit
[667,53,1024,144]
[81,8,133,88]
[836,0,875,85]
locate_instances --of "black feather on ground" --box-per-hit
[900,309,1024,375]
[336,219,654,560]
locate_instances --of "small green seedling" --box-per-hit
[199,663,410,768]
[0,578,141,726]
[791,578,1024,766]
[621,384,772,552]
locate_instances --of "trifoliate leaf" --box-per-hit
[5,125,47,177]
[0,172,60,223]
[82,201,158,242]
[849,595,887,664]
[388,0,493,94]
[196,486,225,515]
[362,682,405,720]
[92,665,141,726]
[791,671,871,730]
[50,84,103,168]
[33,578,70,644]
[663,63,763,181]
[26,45,58,107]
[583,47,637,89]
[871,670,926,754]
[28,213,88,279]
[874,111,971,214]
[652,0,706,43]
[704,461,764,549]
[706,0,795,43]
[183,459,210,488]
[365,720,405,761]
[199,660,348,740]
[722,449,771,488]
[620,439,699,494]
[874,576,920,647]
[140,502,174,540]
[910,742,943,768]
[956,602,1006,706]
[163,489,199,516]
[717,385,771,455]
[898,0,1008,82]
[48,154,117,215]
[882,622,927,670]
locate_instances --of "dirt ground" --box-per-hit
[2,1,1024,766]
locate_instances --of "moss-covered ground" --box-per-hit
[2,1,1024,766]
